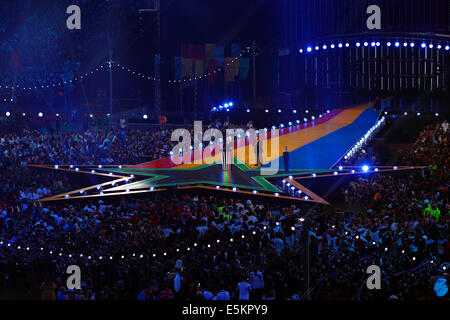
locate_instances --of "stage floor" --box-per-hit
[133,102,380,171]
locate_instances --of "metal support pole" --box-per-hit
[252,40,257,100]
[109,50,113,117]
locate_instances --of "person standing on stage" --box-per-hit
[283,146,289,172]
[252,137,263,166]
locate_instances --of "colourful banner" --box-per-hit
[195,59,204,77]
[205,43,215,62]
[232,44,242,57]
[181,44,195,59]
[239,57,250,80]
[193,45,204,60]
[174,56,182,80]
[233,58,240,78]
[214,45,224,67]
[181,58,193,78]
[224,57,234,81]
[208,60,218,85]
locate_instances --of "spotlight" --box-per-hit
[54,165,59,169]
[229,102,233,106]
[253,190,258,194]
[38,112,43,117]
[410,42,414,47]
[22,113,26,117]
[404,111,408,115]
[299,49,303,53]
[5,111,10,117]
[339,166,343,170]
[393,166,398,170]
[306,46,312,52]
[364,42,369,47]
[429,44,433,49]
[356,42,361,47]
[143,114,148,119]
[232,187,237,192]
[345,43,349,47]
[435,113,439,116]
[421,43,426,48]
[445,46,450,51]
[216,186,220,190]
[437,45,442,49]
[362,165,369,173]
[376,42,380,46]
[265,109,269,113]
[246,109,250,113]
[278,109,281,113]
[338,43,343,48]
[371,42,375,47]
[386,42,391,47]
[403,42,407,47]
[293,109,297,114]
[322,45,327,50]
[274,193,279,197]
[330,44,335,49]
[90,114,93,118]
[394,42,400,47]
[417,112,420,116]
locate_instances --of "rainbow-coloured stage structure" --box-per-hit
[32,102,425,204]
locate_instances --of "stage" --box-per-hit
[31,102,425,204]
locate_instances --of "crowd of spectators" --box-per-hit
[0,119,448,300]
[0,124,173,208]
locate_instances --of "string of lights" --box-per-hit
[114,54,244,84]
[0,64,107,92]
[0,50,247,93]
[0,214,439,269]
[342,116,386,163]
[299,40,450,54]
